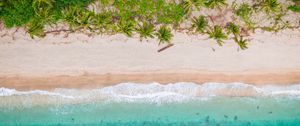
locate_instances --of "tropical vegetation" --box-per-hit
[0,0,299,50]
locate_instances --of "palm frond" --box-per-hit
[226,22,240,36]
[204,0,227,9]
[155,25,173,45]
[236,36,248,50]
[62,6,82,29]
[191,15,208,33]
[259,0,280,14]
[136,22,155,40]
[77,11,95,31]
[288,5,300,13]
[32,0,55,14]
[94,12,113,33]
[117,20,135,37]
[27,18,45,38]
[181,0,204,15]
[234,3,254,29]
[208,25,228,46]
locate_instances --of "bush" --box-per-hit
[0,0,34,28]
[288,5,300,13]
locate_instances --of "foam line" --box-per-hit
[1,82,300,103]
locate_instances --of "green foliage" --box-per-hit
[204,0,227,9]
[54,0,94,9]
[32,0,55,13]
[27,6,56,38]
[0,0,34,28]
[226,22,248,50]
[27,18,45,38]
[94,11,113,33]
[181,0,204,15]
[234,3,254,29]
[191,15,208,33]
[0,3,3,15]
[288,5,300,13]
[136,0,156,19]
[0,0,94,28]
[117,20,136,37]
[208,25,227,46]
[98,0,111,6]
[226,22,239,36]
[156,25,173,45]
[62,5,82,29]
[77,11,95,31]
[0,0,298,50]
[136,22,155,40]
[157,3,185,25]
[234,36,248,50]
[258,0,280,14]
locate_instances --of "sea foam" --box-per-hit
[1,82,300,104]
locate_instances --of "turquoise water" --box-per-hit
[1,83,300,126]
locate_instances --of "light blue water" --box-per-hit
[0,82,300,126]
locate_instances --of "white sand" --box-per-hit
[0,28,300,77]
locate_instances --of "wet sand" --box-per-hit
[1,70,300,90]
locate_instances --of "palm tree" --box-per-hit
[208,25,227,46]
[257,0,280,14]
[234,3,254,29]
[117,20,135,37]
[136,22,155,40]
[155,25,173,45]
[0,1,5,12]
[204,0,227,9]
[26,7,56,38]
[94,12,113,33]
[181,0,204,15]
[226,22,249,50]
[226,22,239,36]
[235,36,248,50]
[191,15,208,33]
[288,5,300,13]
[77,11,95,31]
[62,6,81,29]
[27,18,45,38]
[32,0,55,15]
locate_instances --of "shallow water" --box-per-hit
[1,82,300,126]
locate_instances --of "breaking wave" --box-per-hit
[1,82,300,104]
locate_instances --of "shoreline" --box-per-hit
[1,24,300,91]
[1,70,300,90]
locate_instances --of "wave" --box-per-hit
[1,82,300,103]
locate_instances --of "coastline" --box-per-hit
[1,1,300,125]
[1,70,300,90]
[1,29,300,90]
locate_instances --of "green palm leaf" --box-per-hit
[32,0,55,14]
[117,20,135,37]
[226,22,239,36]
[259,0,280,14]
[94,12,113,33]
[181,0,204,15]
[62,6,82,29]
[155,25,173,45]
[204,0,227,9]
[235,36,248,50]
[191,15,208,33]
[208,25,227,46]
[136,22,155,40]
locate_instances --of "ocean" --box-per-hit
[0,82,300,126]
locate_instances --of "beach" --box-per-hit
[1,1,300,125]
[1,29,300,90]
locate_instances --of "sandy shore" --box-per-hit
[1,28,300,90]
[1,70,300,90]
